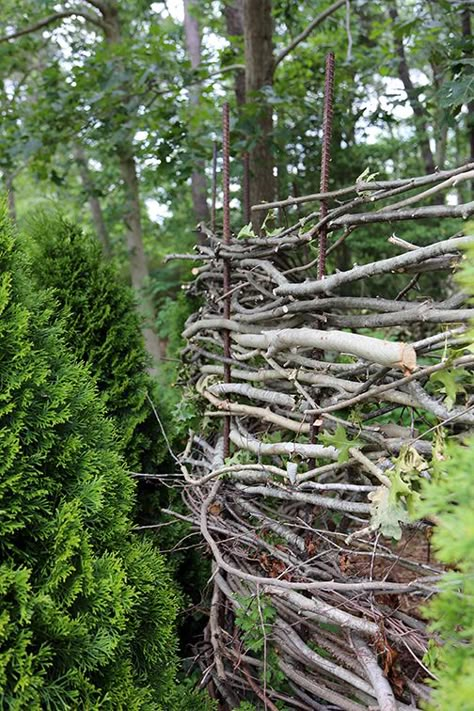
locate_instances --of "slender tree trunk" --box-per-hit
[99,0,161,368]
[388,3,435,175]
[183,0,210,238]
[74,145,112,258]
[224,0,246,108]
[224,0,250,221]
[4,173,16,222]
[118,145,162,368]
[243,0,275,227]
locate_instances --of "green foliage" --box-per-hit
[369,447,429,541]
[155,292,202,443]
[320,425,361,464]
[416,439,474,709]
[416,241,474,707]
[0,206,181,707]
[234,594,286,697]
[237,222,256,239]
[368,486,409,541]
[234,594,276,654]
[26,214,161,469]
[429,367,470,411]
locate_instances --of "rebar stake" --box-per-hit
[243,151,250,225]
[211,141,218,233]
[222,103,232,459]
[318,52,335,279]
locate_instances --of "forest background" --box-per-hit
[2,0,473,374]
[0,0,473,709]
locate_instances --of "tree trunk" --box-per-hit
[100,0,161,368]
[243,0,275,227]
[224,0,250,221]
[4,173,16,222]
[74,145,112,258]
[183,0,210,239]
[224,0,246,108]
[224,0,251,221]
[118,145,162,368]
[389,3,436,175]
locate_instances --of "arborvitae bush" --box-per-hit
[0,206,181,708]
[27,215,163,469]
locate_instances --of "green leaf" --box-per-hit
[356,167,379,183]
[430,368,468,410]
[369,486,409,540]
[320,425,360,463]
[237,222,255,239]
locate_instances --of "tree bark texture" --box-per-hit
[183,0,210,235]
[224,0,249,221]
[243,0,275,225]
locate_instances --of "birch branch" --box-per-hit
[350,634,398,711]
[234,328,417,372]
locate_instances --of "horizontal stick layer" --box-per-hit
[274,235,474,296]
[234,327,417,371]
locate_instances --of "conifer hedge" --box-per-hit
[0,206,181,708]
[27,215,161,469]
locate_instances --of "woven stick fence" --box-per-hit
[167,162,474,710]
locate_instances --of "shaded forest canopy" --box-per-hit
[1,1,474,709]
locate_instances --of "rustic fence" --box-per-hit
[168,161,474,710]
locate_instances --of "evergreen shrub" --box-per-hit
[0,206,181,708]
[27,215,162,469]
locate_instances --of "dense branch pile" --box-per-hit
[169,164,474,710]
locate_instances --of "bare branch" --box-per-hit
[274,235,474,297]
[274,0,346,68]
[82,0,108,12]
[251,162,474,211]
[0,10,106,43]
[350,635,398,711]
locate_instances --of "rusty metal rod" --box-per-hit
[222,103,232,459]
[211,140,218,233]
[318,52,335,279]
[243,150,250,224]
[311,53,335,460]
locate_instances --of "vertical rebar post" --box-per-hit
[211,141,218,233]
[311,53,335,462]
[243,151,250,224]
[318,52,335,279]
[222,103,232,459]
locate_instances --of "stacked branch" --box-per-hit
[168,164,474,710]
